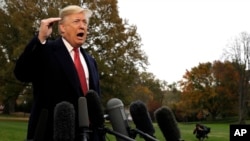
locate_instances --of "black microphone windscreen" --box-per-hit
[154,106,181,141]
[78,97,89,128]
[54,101,75,141]
[85,90,104,128]
[129,100,155,136]
[34,109,48,141]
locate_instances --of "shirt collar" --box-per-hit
[62,37,82,52]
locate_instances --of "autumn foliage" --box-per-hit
[177,61,239,120]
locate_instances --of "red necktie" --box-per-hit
[73,48,88,95]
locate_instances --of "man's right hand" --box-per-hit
[38,17,61,43]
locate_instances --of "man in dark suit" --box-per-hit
[14,5,103,141]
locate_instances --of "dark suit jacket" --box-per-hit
[14,36,102,141]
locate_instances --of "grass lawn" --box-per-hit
[0,120,28,141]
[178,123,229,141]
[0,114,237,141]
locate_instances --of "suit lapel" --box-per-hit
[80,48,94,90]
[53,38,82,96]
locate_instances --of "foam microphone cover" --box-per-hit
[154,106,181,141]
[85,90,105,128]
[54,101,75,141]
[129,100,155,136]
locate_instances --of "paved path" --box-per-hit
[0,112,29,121]
[0,116,29,121]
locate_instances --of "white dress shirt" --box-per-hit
[62,38,89,89]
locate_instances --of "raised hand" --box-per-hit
[38,17,61,43]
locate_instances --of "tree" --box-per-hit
[131,72,166,118]
[162,82,182,108]
[0,0,83,114]
[212,61,239,116]
[84,0,148,105]
[223,31,250,124]
[178,61,239,120]
[0,0,148,113]
[130,72,166,103]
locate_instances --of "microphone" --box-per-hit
[78,97,90,141]
[53,101,75,141]
[106,98,131,141]
[85,90,105,129]
[34,109,48,141]
[129,100,158,141]
[154,106,182,141]
[86,90,135,141]
[85,90,105,141]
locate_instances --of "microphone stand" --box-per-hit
[102,127,136,141]
[130,128,159,141]
[80,127,91,141]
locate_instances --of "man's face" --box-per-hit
[59,12,88,48]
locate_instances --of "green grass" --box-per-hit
[0,120,28,141]
[128,122,229,141]
[178,123,229,141]
[0,116,246,141]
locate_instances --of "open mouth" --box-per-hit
[77,33,84,37]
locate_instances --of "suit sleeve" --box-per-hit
[14,36,44,82]
[93,59,101,95]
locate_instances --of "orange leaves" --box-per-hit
[177,60,239,119]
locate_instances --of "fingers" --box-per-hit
[41,17,61,27]
[38,17,61,43]
[47,17,62,22]
[43,17,62,25]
